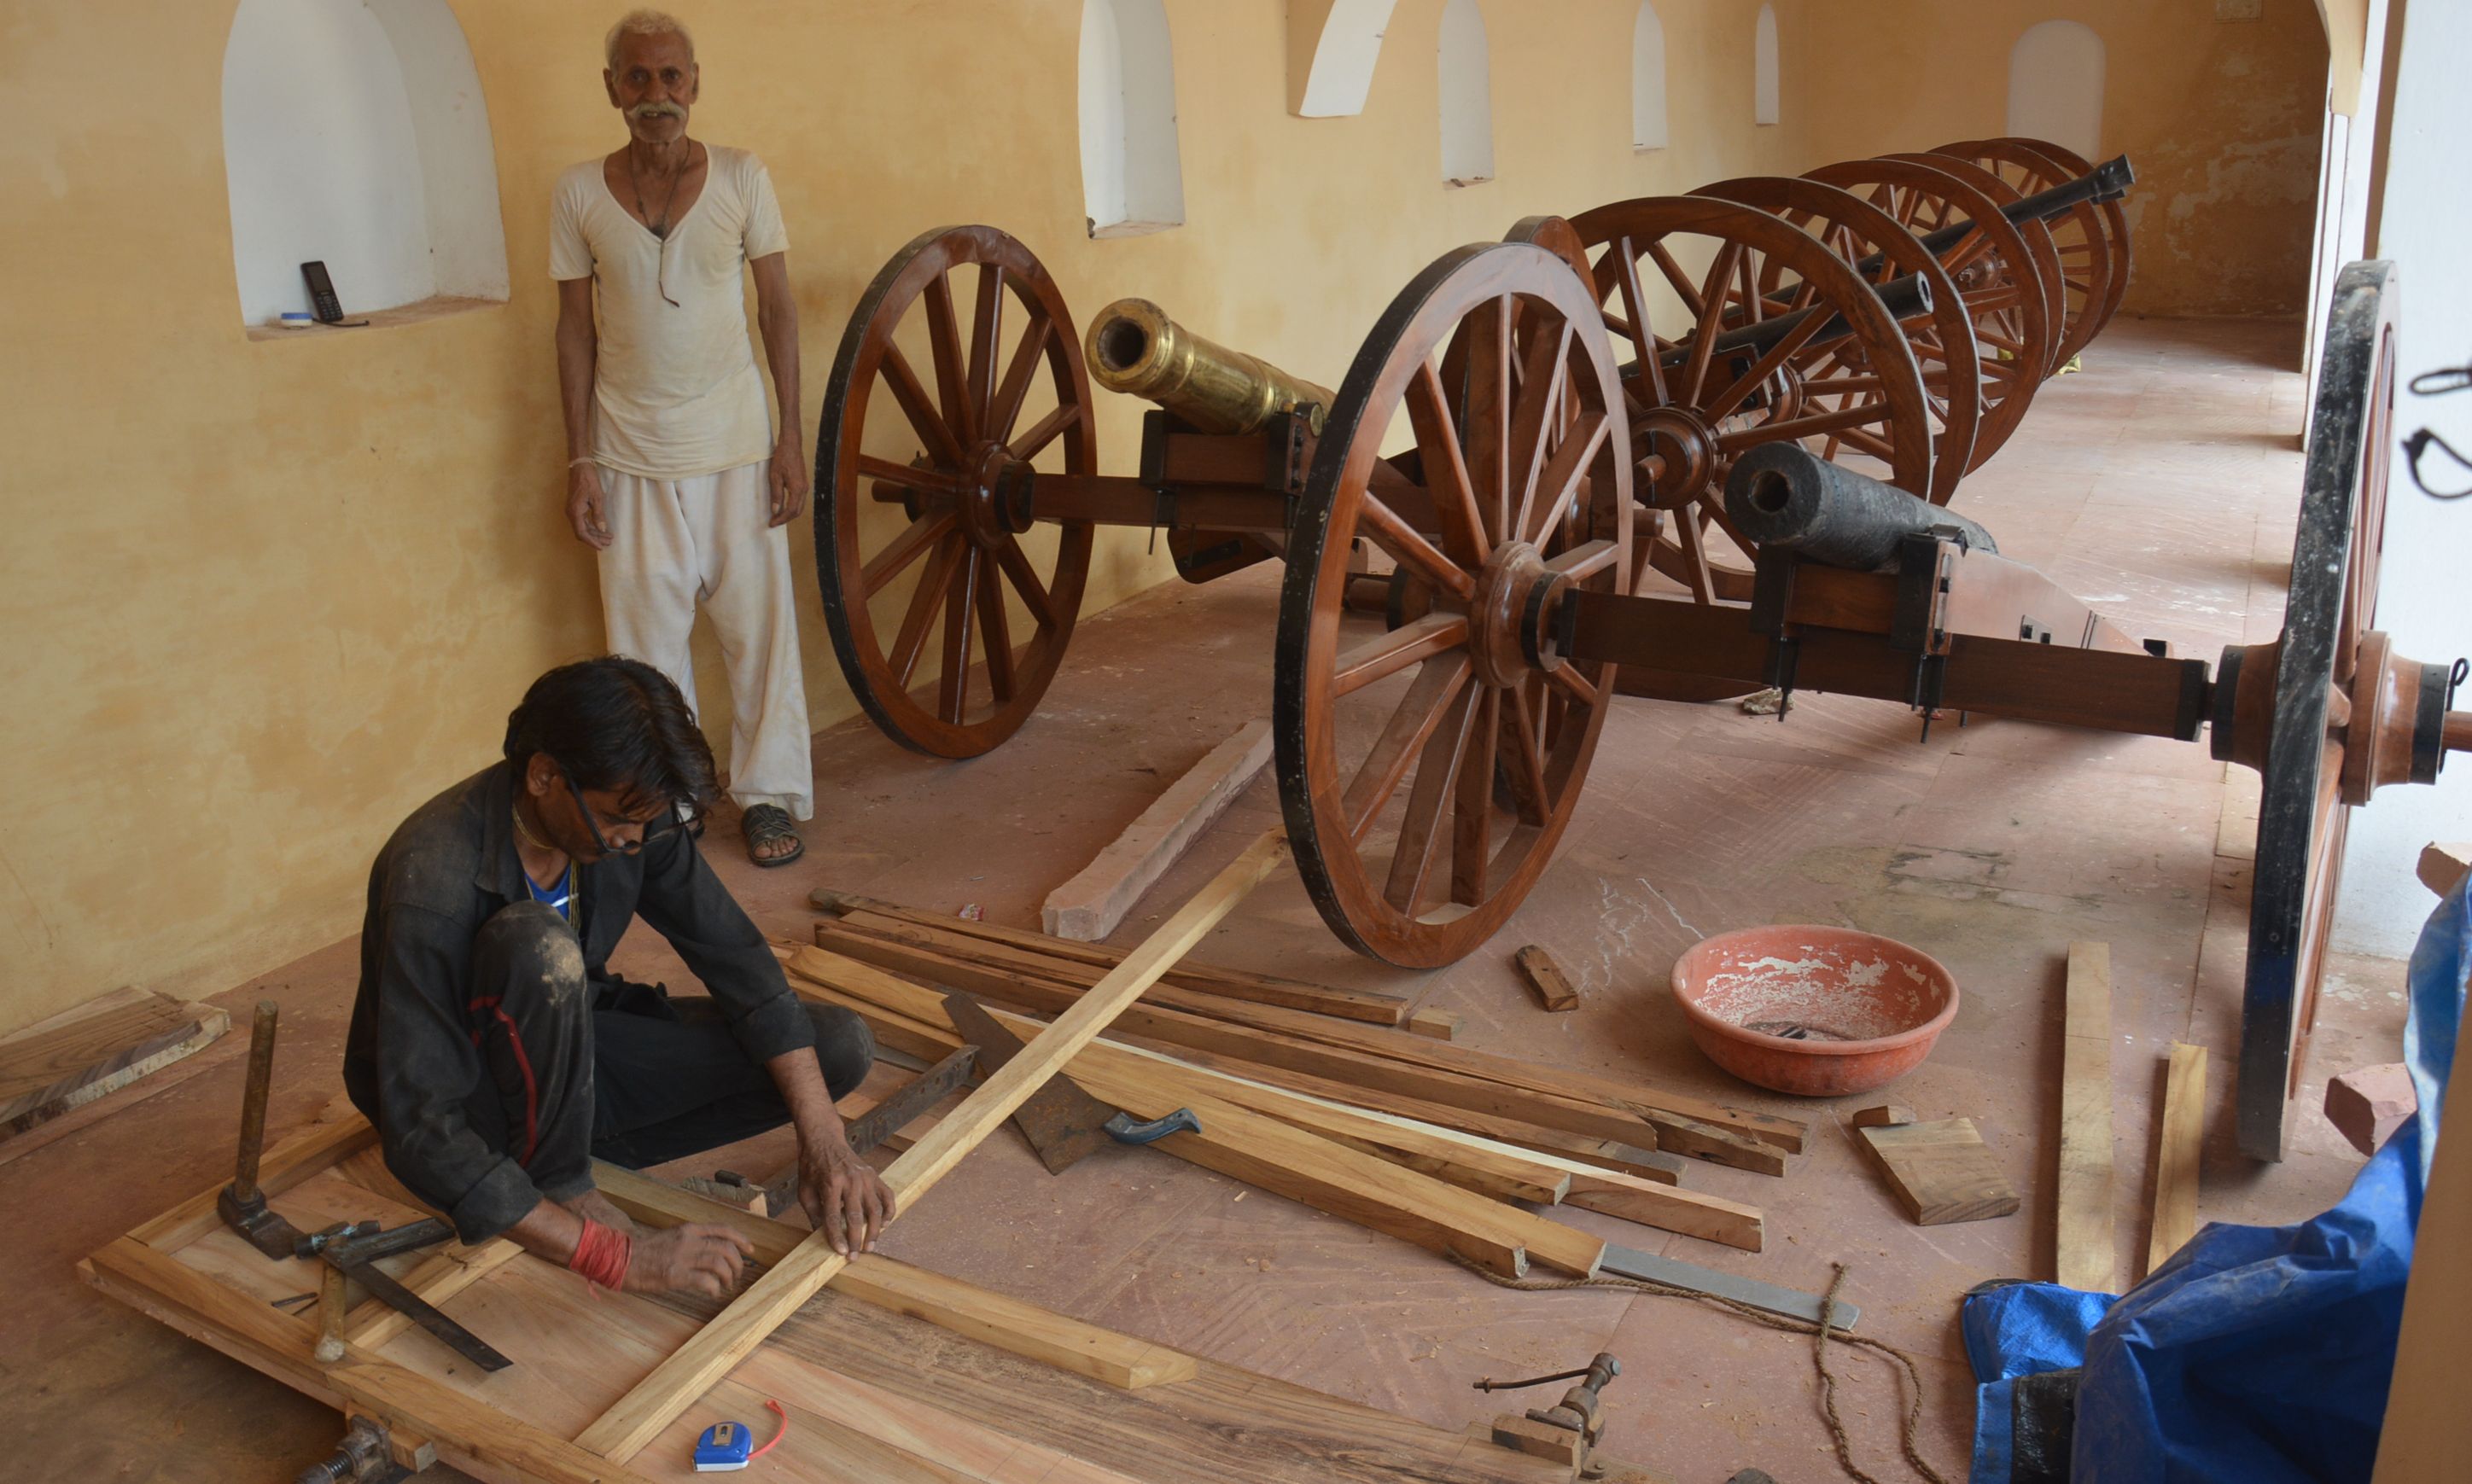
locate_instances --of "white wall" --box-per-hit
[2333,0,2472,957]
[2007,20,2105,160]
[1078,0,1186,236]
[1632,3,1669,150]
[1437,0,1494,185]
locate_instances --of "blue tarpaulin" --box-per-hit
[1963,879,2467,1483]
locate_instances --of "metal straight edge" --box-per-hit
[1597,1243,1857,1330]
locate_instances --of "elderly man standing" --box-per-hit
[553,9,812,867]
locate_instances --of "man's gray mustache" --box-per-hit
[630,102,686,120]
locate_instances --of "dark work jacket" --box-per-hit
[342,762,813,1239]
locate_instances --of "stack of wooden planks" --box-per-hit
[796,889,1802,1266]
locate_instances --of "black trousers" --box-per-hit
[465,902,874,1202]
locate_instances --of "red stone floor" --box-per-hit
[0,317,2422,1483]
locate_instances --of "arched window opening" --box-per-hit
[1079,0,1186,238]
[2006,20,2105,160]
[1632,3,1669,150]
[1753,4,1780,127]
[1291,0,1399,118]
[222,0,508,335]
[1437,0,1494,187]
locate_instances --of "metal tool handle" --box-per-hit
[233,999,281,1204]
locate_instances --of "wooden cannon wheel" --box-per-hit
[1275,242,1634,968]
[1804,155,2056,468]
[1691,174,1984,505]
[2209,259,2402,1161]
[1933,137,2129,364]
[1561,195,1933,616]
[815,225,1098,758]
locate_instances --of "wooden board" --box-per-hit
[2144,1041,2207,1276]
[2057,941,2118,1289]
[1513,946,1580,1012]
[0,986,230,1137]
[1855,1117,2020,1225]
[1042,719,1273,941]
[574,831,1291,1463]
[86,1101,1580,1484]
[814,892,1412,1027]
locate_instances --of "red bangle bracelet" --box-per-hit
[569,1218,632,1291]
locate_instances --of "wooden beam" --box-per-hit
[1513,946,1580,1012]
[2144,1042,2207,1277]
[2057,942,2117,1290]
[0,987,230,1139]
[1042,719,1273,941]
[813,925,1795,1169]
[590,1163,1199,1391]
[1405,1007,1462,1041]
[573,830,1289,1463]
[2416,841,2472,898]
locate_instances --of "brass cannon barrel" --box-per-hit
[1085,298,1336,435]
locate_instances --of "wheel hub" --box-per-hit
[2213,630,2458,803]
[1466,540,1565,689]
[958,440,1036,549]
[1633,406,1717,509]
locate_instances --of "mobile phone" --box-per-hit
[300,260,344,323]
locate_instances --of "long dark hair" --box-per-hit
[502,657,718,813]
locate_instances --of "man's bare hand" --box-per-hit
[767,435,810,528]
[622,1222,755,1299]
[799,1139,894,1256]
[568,464,614,549]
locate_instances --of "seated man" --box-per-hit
[344,657,891,1298]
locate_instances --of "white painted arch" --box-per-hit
[1438,0,1494,187]
[1633,2,1668,150]
[1753,4,1779,126]
[221,0,508,329]
[1291,0,1399,118]
[2006,20,2105,161]
[1079,0,1186,237]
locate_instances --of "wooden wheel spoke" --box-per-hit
[854,454,961,496]
[1344,655,1472,842]
[877,343,965,469]
[1838,427,1898,461]
[860,511,959,598]
[1716,399,1893,451]
[1450,689,1501,907]
[1646,240,1704,316]
[1384,684,1479,911]
[1612,241,1670,408]
[1679,242,1744,404]
[1671,515,1717,603]
[1358,494,1478,604]
[1522,408,1608,546]
[1700,301,1828,424]
[889,535,965,686]
[937,548,981,722]
[986,318,1053,446]
[923,270,976,446]
[1500,684,1551,827]
[1009,401,1083,463]
[994,537,1058,629]
[1467,296,1514,541]
[1504,321,1573,542]
[1332,613,1471,697]
[973,552,1015,703]
[1544,661,1600,709]
[1405,363,1489,565]
[965,264,1006,434]
[1543,538,1619,583]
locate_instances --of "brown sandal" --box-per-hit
[742,804,804,868]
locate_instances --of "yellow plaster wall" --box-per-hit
[0,0,1819,1033]
[1794,0,2329,317]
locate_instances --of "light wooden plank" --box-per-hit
[2057,941,2117,1290]
[572,830,1289,1463]
[2144,1042,2208,1276]
[1042,719,1273,941]
[1512,946,1580,1012]
[591,1161,1199,1391]
[2416,841,2472,898]
[1405,1007,1462,1041]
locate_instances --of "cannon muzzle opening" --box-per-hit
[1086,298,1335,435]
[1723,443,1997,571]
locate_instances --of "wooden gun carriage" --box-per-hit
[813,134,2461,1157]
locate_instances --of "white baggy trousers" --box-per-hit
[596,462,814,819]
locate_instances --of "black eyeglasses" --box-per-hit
[554,759,695,856]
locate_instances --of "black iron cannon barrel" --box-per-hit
[1635,268,1934,381]
[1723,442,1997,571]
[1866,154,2135,273]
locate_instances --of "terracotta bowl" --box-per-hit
[1669,926,1958,1097]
